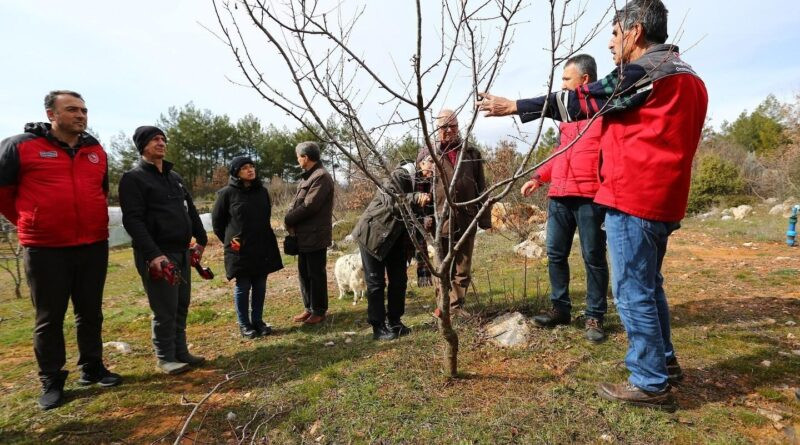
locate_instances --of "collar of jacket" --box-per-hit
[23,121,99,149]
[138,158,174,175]
[228,175,263,190]
[300,162,321,180]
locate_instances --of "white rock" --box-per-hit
[485,312,532,347]
[743,242,754,247]
[599,433,614,443]
[103,341,132,354]
[721,215,733,221]
[785,320,797,326]
[324,341,335,347]
[342,331,357,336]
[792,350,800,356]
[765,198,778,204]
[513,240,545,259]
[342,234,354,244]
[757,408,783,423]
[761,360,772,367]
[226,412,237,421]
[344,337,353,344]
[769,204,788,216]
[732,205,753,220]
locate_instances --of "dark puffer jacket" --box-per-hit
[212,176,283,280]
[433,140,492,237]
[353,163,426,261]
[284,163,334,253]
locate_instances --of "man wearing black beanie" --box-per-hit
[119,126,208,375]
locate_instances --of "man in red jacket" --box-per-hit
[520,54,609,343]
[0,91,121,410]
[478,0,707,411]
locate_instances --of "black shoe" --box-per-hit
[77,367,122,387]
[597,382,676,412]
[254,321,273,336]
[388,321,411,337]
[666,357,684,384]
[38,376,66,410]
[240,324,258,339]
[532,308,570,328]
[584,317,606,343]
[372,323,398,341]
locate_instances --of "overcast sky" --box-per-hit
[1,0,798,148]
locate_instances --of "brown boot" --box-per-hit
[292,311,312,323]
[597,382,676,412]
[303,314,326,325]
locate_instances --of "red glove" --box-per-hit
[149,259,181,286]
[189,243,214,280]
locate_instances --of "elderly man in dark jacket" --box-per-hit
[119,126,208,375]
[352,155,434,340]
[212,156,283,339]
[432,110,491,316]
[285,142,334,325]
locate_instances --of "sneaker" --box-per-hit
[156,360,191,375]
[303,314,326,325]
[532,308,570,328]
[597,382,676,412]
[77,367,122,387]
[388,321,411,337]
[254,322,273,336]
[292,311,312,323]
[666,357,684,384]
[38,377,66,410]
[584,317,606,343]
[176,352,206,367]
[240,324,258,339]
[372,323,398,341]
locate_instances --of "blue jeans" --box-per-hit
[605,209,680,392]
[234,273,267,327]
[546,197,609,320]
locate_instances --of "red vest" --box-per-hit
[535,118,603,199]
[15,136,109,247]
[593,74,708,222]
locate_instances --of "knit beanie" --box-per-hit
[229,156,254,177]
[132,126,166,154]
[416,146,432,165]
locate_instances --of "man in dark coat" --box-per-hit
[352,156,433,340]
[119,126,208,375]
[284,141,334,325]
[212,156,283,338]
[432,109,492,316]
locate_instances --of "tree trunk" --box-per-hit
[435,262,459,377]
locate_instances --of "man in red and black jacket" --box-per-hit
[0,90,121,410]
[479,0,707,411]
[519,55,610,344]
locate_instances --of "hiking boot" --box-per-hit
[254,322,273,337]
[38,374,67,410]
[372,323,398,341]
[240,324,258,339]
[597,382,676,412]
[532,308,570,328]
[176,352,206,367]
[293,311,312,323]
[584,317,606,343]
[303,314,326,325]
[666,357,684,384]
[388,321,411,337]
[77,366,122,387]
[156,360,191,375]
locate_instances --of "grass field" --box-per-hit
[0,205,798,444]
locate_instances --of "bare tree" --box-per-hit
[210,0,610,376]
[0,216,23,299]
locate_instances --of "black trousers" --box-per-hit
[297,249,328,316]
[360,236,407,327]
[24,241,108,382]
[134,250,192,362]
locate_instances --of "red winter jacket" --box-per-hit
[516,45,708,222]
[533,119,602,199]
[0,123,109,247]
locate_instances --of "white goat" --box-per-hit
[334,253,366,305]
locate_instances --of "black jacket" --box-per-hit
[284,163,335,253]
[212,176,283,280]
[119,159,207,261]
[353,163,425,261]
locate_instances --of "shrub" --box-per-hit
[688,154,745,214]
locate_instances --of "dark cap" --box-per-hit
[132,126,166,154]
[229,155,254,177]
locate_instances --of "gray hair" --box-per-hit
[295,141,321,162]
[613,0,669,45]
[44,90,83,110]
[565,54,597,82]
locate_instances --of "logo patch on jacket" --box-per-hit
[39,151,58,158]
[88,153,99,164]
